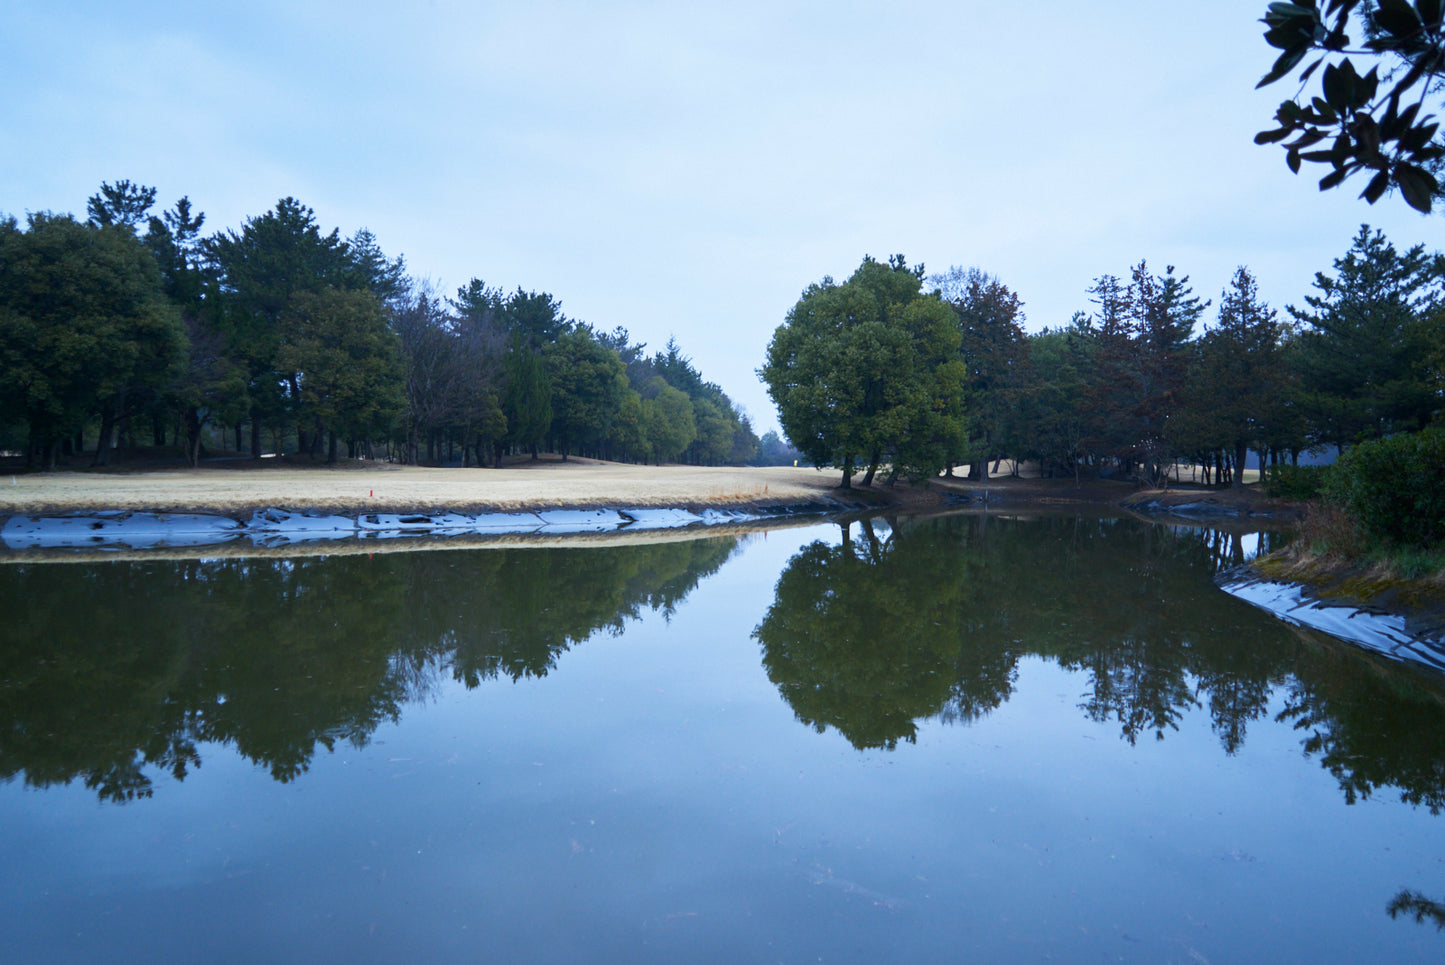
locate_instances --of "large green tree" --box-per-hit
[0,212,183,467]
[933,266,1031,479]
[544,327,629,459]
[1290,224,1442,447]
[276,288,404,461]
[640,377,697,463]
[760,255,968,488]
[205,198,356,456]
[1179,267,1294,486]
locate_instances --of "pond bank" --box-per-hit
[0,463,1296,555]
[1216,565,1445,673]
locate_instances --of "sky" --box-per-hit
[2,0,1439,434]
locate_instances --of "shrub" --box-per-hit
[1263,463,1330,500]
[1323,426,1445,549]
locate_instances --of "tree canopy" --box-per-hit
[760,255,968,487]
[1,182,761,470]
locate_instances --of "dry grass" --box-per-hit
[0,458,847,517]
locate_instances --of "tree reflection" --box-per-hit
[754,518,1017,750]
[754,513,1445,818]
[0,536,739,801]
[1277,640,1445,814]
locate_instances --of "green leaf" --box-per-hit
[1258,46,1309,86]
[1361,169,1391,202]
[1394,162,1437,211]
[1319,168,1349,189]
[1420,0,1443,28]
[1373,0,1421,37]
[1309,96,1339,122]
[1321,62,1346,108]
[1256,126,1294,144]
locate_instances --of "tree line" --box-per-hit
[0,182,761,468]
[762,227,1444,489]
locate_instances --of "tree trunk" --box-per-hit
[251,421,262,459]
[92,404,116,467]
[839,454,854,489]
[861,452,880,488]
[184,408,202,467]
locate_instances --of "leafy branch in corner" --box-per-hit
[1255,0,1445,212]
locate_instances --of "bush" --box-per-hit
[1263,463,1330,500]
[1323,426,1445,549]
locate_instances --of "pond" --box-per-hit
[2,511,1444,963]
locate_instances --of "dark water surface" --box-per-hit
[2,512,1444,963]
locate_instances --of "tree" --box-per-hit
[932,266,1030,479]
[1289,224,1441,447]
[1255,0,1445,211]
[505,344,552,459]
[276,289,404,462]
[346,228,408,302]
[500,288,569,348]
[754,429,802,466]
[394,283,463,465]
[1131,263,1209,484]
[1183,267,1293,487]
[205,198,355,456]
[1076,263,1207,485]
[86,179,158,229]
[0,212,183,467]
[760,255,968,488]
[1024,326,1090,482]
[641,378,696,463]
[545,327,629,459]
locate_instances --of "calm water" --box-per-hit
[2,512,1444,963]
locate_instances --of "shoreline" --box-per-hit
[11,460,1445,676]
[0,461,891,557]
[0,459,871,518]
[0,460,1305,558]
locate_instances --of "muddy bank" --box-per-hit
[0,500,852,558]
[1119,487,1302,522]
[1217,563,1445,675]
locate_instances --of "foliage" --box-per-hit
[641,378,696,462]
[754,429,803,466]
[1289,225,1442,447]
[1263,462,1332,499]
[1323,424,1445,547]
[1255,0,1445,211]
[932,266,1031,477]
[277,289,405,459]
[0,183,761,467]
[0,212,183,463]
[761,255,968,487]
[1179,267,1296,486]
[544,327,630,458]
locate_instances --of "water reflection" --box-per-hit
[0,537,739,801]
[753,513,1445,811]
[3,512,1445,826]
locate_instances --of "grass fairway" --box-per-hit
[0,458,848,517]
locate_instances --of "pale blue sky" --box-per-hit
[3,1,1437,432]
